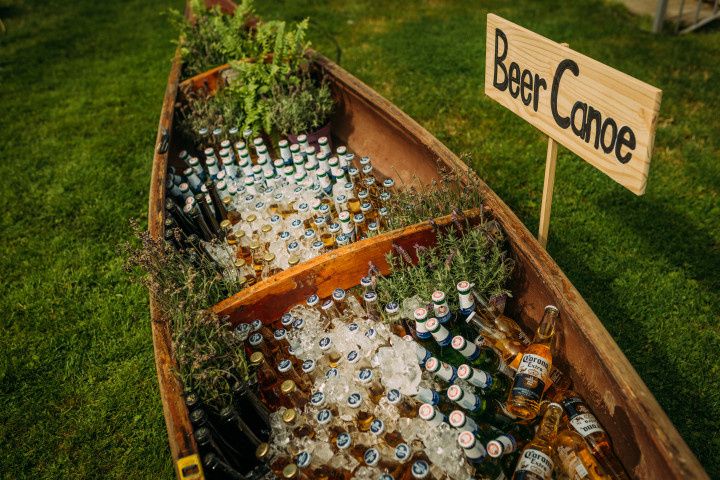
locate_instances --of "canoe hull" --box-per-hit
[148,7,707,479]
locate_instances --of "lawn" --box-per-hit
[1,0,718,479]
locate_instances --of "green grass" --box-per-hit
[1,0,718,478]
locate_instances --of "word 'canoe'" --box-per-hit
[147,3,707,479]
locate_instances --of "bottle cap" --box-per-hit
[363,291,378,302]
[431,291,446,303]
[424,357,439,372]
[301,359,316,373]
[263,252,275,263]
[425,317,440,332]
[282,464,298,479]
[364,328,377,340]
[319,336,332,350]
[347,323,360,333]
[418,404,436,421]
[281,313,294,326]
[456,364,472,379]
[379,475,394,480]
[486,435,516,458]
[316,409,332,425]
[451,336,467,350]
[288,254,301,266]
[386,389,401,404]
[321,299,335,311]
[280,380,296,394]
[332,288,346,301]
[447,385,463,401]
[346,350,360,363]
[282,408,297,424]
[383,178,395,188]
[248,333,263,347]
[325,368,338,379]
[360,276,372,287]
[310,391,325,407]
[234,258,246,268]
[394,443,411,462]
[364,447,380,467]
[347,392,362,408]
[457,430,476,449]
[277,359,292,373]
[250,319,263,331]
[353,213,365,223]
[255,442,269,460]
[358,368,373,384]
[336,432,351,450]
[385,302,400,314]
[456,280,472,293]
[411,460,430,479]
[370,418,385,435]
[413,308,428,321]
[292,317,305,329]
[274,328,287,341]
[293,451,311,470]
[448,410,466,428]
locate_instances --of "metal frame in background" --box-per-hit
[654,0,720,33]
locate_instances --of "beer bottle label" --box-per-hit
[557,445,590,479]
[511,354,550,402]
[514,448,553,479]
[561,397,605,437]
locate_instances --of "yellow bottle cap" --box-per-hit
[234,258,246,268]
[261,224,272,233]
[288,254,301,266]
[246,214,257,223]
[249,351,264,365]
[281,379,296,394]
[255,442,269,460]
[282,408,297,424]
[220,220,231,230]
[264,252,276,263]
[282,464,298,479]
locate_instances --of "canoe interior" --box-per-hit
[148,4,707,479]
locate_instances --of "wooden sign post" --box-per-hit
[484,14,662,248]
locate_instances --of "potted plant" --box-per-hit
[269,74,335,150]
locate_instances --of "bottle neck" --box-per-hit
[534,307,558,344]
[535,405,562,443]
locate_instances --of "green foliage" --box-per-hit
[270,74,335,136]
[375,222,513,314]
[123,222,249,413]
[170,0,256,78]
[222,18,310,134]
[385,159,486,230]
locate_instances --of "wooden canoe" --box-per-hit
[148,5,708,480]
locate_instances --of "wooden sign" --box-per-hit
[484,14,662,195]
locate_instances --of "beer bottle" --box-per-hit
[385,302,408,337]
[554,427,612,480]
[249,352,280,406]
[456,364,509,398]
[195,427,239,474]
[512,402,563,480]
[486,423,535,460]
[431,290,457,328]
[256,442,287,477]
[230,381,271,442]
[346,391,375,432]
[280,379,309,409]
[386,389,419,418]
[418,403,447,428]
[412,307,437,354]
[219,405,262,449]
[369,418,405,448]
[404,335,432,368]
[358,368,385,404]
[425,318,466,364]
[189,408,243,471]
[248,335,277,367]
[506,306,559,420]
[559,393,629,480]
[202,452,246,480]
[451,335,501,372]
[363,291,382,321]
[277,359,312,393]
[448,409,480,435]
[424,357,457,385]
[363,446,398,472]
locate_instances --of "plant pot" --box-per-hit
[287,121,332,152]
